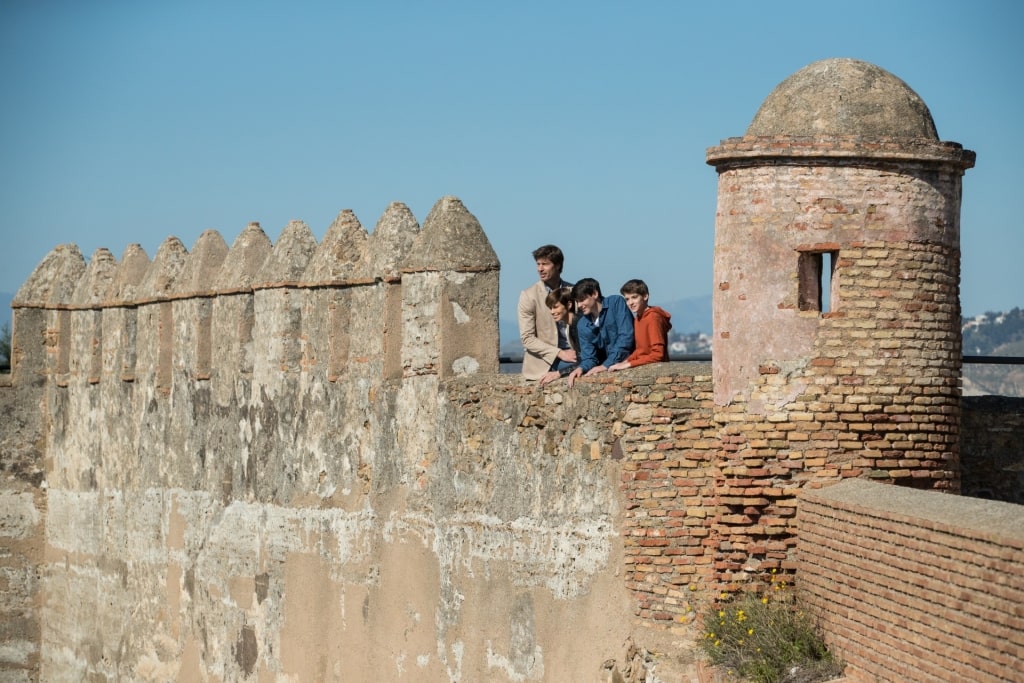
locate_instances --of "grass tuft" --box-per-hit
[697,571,844,683]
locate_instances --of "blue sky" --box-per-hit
[1,1,1021,329]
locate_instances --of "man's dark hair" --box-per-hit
[620,279,649,297]
[532,245,564,270]
[571,277,602,302]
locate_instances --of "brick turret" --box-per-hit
[704,58,975,586]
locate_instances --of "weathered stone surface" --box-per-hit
[175,229,229,296]
[304,209,370,284]
[108,243,150,303]
[746,57,938,138]
[13,243,85,307]
[403,196,499,272]
[215,223,273,291]
[137,236,189,300]
[70,248,117,306]
[258,220,317,286]
[368,202,420,279]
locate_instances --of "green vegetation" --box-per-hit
[698,572,843,683]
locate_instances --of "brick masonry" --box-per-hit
[797,479,1024,682]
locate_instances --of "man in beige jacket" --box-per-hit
[517,245,574,380]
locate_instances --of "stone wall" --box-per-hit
[797,479,1024,682]
[2,198,720,682]
[29,372,645,682]
[0,377,45,682]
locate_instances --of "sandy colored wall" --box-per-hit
[34,372,640,681]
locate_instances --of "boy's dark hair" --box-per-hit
[620,279,649,297]
[545,286,575,311]
[532,245,564,270]
[571,277,602,302]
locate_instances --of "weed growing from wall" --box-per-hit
[698,571,844,683]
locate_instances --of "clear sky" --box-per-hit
[1,0,1020,328]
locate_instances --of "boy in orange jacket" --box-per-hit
[608,279,672,371]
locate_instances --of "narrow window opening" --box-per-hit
[822,252,834,313]
[798,250,837,313]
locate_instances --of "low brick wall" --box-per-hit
[796,479,1024,682]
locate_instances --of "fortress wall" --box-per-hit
[30,371,642,681]
[4,345,1023,681]
[3,197,678,682]
[797,479,1024,683]
[1,194,1019,682]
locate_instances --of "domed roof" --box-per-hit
[746,58,938,139]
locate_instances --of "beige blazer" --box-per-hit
[517,279,570,380]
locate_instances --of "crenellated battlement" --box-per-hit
[9,196,500,389]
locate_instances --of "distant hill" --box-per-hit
[962,308,1024,355]
[657,294,713,335]
[962,307,1024,397]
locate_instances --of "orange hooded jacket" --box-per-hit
[625,305,672,367]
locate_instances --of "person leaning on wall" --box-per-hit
[518,245,574,380]
[566,277,635,388]
[607,278,672,371]
[538,286,580,387]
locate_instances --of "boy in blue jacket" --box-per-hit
[566,277,635,387]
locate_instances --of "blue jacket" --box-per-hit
[577,294,635,372]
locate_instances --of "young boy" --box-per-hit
[608,279,672,371]
[566,277,635,387]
